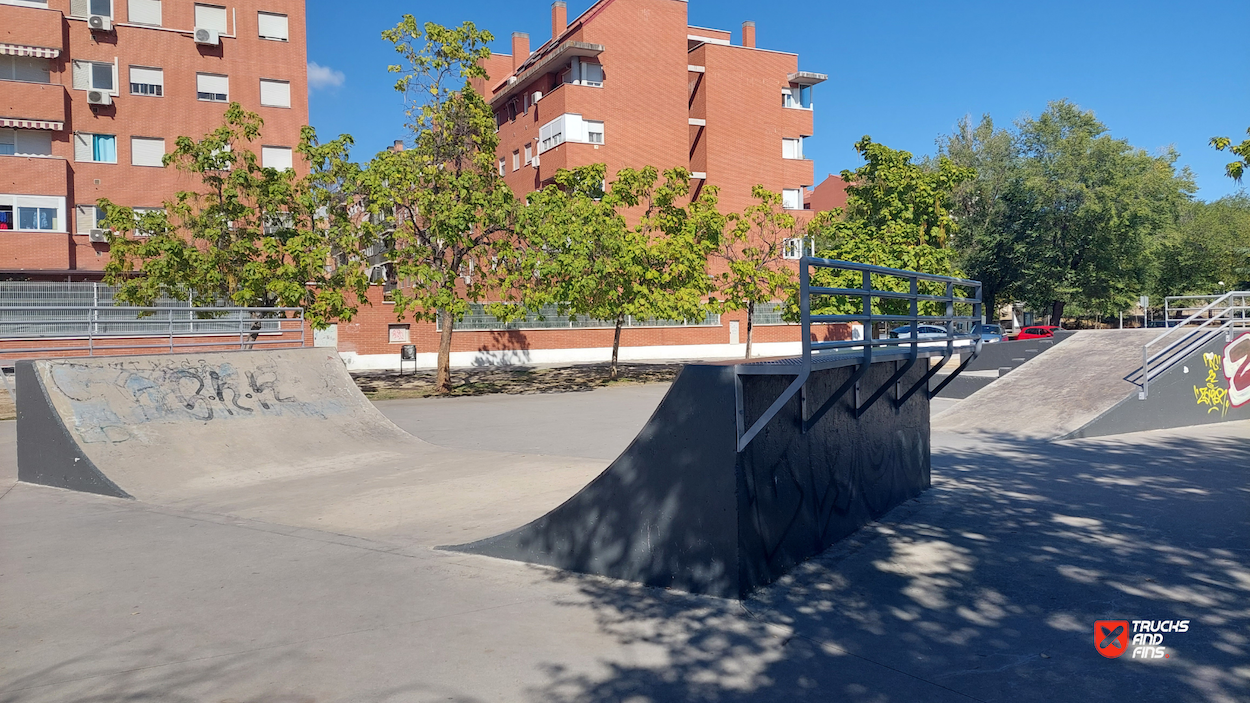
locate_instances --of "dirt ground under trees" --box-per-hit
[353,363,683,400]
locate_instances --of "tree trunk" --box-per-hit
[745,301,754,360]
[1050,300,1066,328]
[436,309,454,394]
[610,318,623,380]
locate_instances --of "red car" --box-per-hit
[1011,325,1062,341]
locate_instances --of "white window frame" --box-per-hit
[782,138,803,160]
[524,143,532,166]
[0,54,52,84]
[75,204,106,234]
[0,129,53,157]
[580,62,604,87]
[1,194,66,233]
[586,121,604,145]
[259,78,291,108]
[193,3,228,33]
[126,0,161,26]
[261,145,294,171]
[782,238,804,260]
[196,72,228,102]
[129,65,163,97]
[539,113,603,154]
[782,188,803,211]
[74,132,118,164]
[130,136,165,167]
[257,11,289,41]
[512,150,520,172]
[88,0,113,17]
[73,59,119,94]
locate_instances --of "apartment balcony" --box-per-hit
[534,82,604,125]
[782,158,815,191]
[0,82,67,128]
[0,155,70,197]
[1,4,66,57]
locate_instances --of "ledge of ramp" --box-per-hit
[448,359,933,599]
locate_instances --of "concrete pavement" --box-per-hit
[1,385,1247,702]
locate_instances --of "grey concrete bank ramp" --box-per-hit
[450,359,933,599]
[933,329,1250,439]
[14,349,606,546]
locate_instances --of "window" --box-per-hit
[73,60,117,92]
[259,78,291,108]
[0,129,53,156]
[388,324,410,344]
[0,195,63,232]
[261,146,293,171]
[89,0,111,16]
[76,204,105,234]
[129,66,163,96]
[784,84,813,109]
[127,0,160,25]
[586,121,604,145]
[0,55,51,83]
[257,12,289,41]
[196,73,228,102]
[581,62,604,87]
[782,138,803,160]
[498,157,505,176]
[524,143,532,166]
[782,189,802,210]
[194,3,227,33]
[131,137,165,167]
[512,150,520,172]
[74,133,117,163]
[782,238,804,260]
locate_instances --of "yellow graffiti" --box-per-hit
[1194,353,1230,416]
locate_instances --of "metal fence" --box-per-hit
[442,303,720,331]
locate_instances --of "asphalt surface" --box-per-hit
[1,386,1248,703]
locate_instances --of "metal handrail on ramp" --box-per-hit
[1139,292,1250,400]
[735,257,983,451]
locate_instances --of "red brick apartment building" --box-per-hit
[0,0,308,278]
[330,0,834,371]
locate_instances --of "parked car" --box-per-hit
[1011,325,1062,341]
[890,325,950,340]
[973,323,1005,343]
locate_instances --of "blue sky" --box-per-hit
[307,0,1249,201]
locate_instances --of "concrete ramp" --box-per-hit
[933,329,1250,440]
[15,349,605,546]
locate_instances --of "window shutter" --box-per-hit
[127,0,161,26]
[257,12,289,40]
[129,66,163,88]
[259,79,291,108]
[131,137,165,167]
[73,133,93,162]
[196,73,228,97]
[72,61,90,90]
[194,4,228,33]
[76,205,95,234]
[70,0,90,18]
[262,146,293,171]
[15,130,53,156]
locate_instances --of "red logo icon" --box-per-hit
[1095,620,1129,658]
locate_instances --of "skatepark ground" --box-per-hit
[1,386,1248,703]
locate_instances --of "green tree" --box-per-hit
[801,137,974,323]
[938,114,1026,313]
[1211,127,1250,182]
[715,186,798,359]
[1013,100,1194,323]
[369,18,517,394]
[99,103,371,331]
[1153,196,1250,295]
[509,164,723,379]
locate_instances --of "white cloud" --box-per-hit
[308,62,345,91]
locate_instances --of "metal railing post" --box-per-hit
[862,269,873,365]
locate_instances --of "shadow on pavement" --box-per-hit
[523,430,1250,703]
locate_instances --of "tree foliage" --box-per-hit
[1211,127,1250,182]
[99,103,370,330]
[1154,195,1250,295]
[942,101,1195,323]
[800,137,974,321]
[372,18,515,393]
[508,164,723,378]
[715,186,798,359]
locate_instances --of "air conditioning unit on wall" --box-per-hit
[87,90,112,106]
[194,28,220,45]
[88,14,113,31]
[88,229,109,243]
